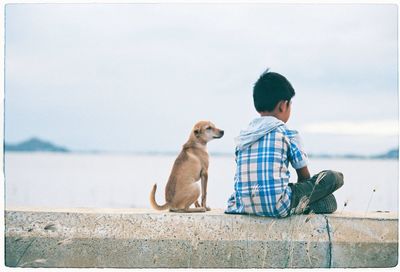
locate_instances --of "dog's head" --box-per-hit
[192,121,224,144]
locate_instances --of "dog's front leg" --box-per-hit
[200,170,211,211]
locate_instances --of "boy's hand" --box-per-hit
[296,166,311,182]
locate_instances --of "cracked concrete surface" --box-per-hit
[5,208,398,268]
[323,215,333,267]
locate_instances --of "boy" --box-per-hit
[225,70,344,218]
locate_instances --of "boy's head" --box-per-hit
[253,70,295,114]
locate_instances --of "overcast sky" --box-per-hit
[4,3,398,155]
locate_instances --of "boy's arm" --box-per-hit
[296,166,311,182]
[286,130,309,182]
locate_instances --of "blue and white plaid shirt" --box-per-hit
[225,116,308,218]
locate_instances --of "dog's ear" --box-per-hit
[194,128,201,137]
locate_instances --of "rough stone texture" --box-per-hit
[327,212,398,268]
[4,207,398,268]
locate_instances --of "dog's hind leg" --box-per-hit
[194,200,200,207]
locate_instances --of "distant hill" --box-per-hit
[372,148,399,159]
[5,137,69,152]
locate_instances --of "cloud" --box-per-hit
[4,4,398,154]
[302,120,398,136]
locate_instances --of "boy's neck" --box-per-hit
[259,111,279,118]
[259,111,285,123]
[259,111,274,117]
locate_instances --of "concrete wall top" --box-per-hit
[5,207,399,268]
[6,206,398,219]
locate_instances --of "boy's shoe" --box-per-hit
[304,194,337,214]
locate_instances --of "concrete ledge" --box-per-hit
[5,207,398,268]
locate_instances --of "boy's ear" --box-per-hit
[278,100,286,112]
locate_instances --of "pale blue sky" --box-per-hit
[4,3,398,155]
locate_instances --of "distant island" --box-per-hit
[5,137,69,152]
[4,137,398,159]
[371,148,399,160]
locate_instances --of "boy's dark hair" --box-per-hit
[253,69,295,112]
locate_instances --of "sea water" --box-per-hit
[4,152,399,212]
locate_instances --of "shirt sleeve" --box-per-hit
[286,130,308,169]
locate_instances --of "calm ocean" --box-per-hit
[4,152,399,212]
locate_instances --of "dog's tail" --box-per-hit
[150,183,169,210]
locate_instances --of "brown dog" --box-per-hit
[150,121,224,212]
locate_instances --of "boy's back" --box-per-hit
[225,116,307,218]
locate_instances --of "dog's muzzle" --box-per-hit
[214,130,224,138]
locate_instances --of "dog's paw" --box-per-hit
[206,206,211,211]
